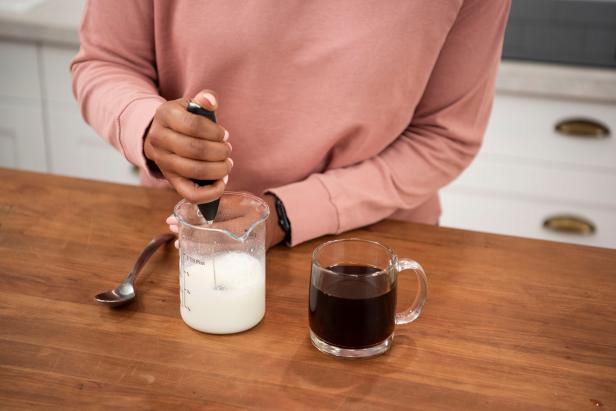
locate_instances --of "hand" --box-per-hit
[165,194,286,250]
[144,89,233,204]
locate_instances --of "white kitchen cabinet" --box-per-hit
[440,189,616,249]
[482,94,616,171]
[0,100,46,171]
[1,40,139,184]
[0,40,40,100]
[41,44,78,103]
[452,155,616,208]
[0,40,46,171]
[441,92,616,249]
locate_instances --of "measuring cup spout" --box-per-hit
[173,192,270,242]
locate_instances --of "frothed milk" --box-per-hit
[180,252,265,334]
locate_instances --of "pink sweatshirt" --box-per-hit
[71,0,510,246]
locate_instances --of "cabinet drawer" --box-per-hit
[0,99,46,171]
[453,155,616,208]
[484,94,616,171]
[42,45,79,103]
[440,189,616,249]
[0,41,41,99]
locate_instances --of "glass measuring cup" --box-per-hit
[173,192,269,334]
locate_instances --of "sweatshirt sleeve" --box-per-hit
[70,0,165,173]
[268,0,511,246]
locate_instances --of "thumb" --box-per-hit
[192,89,218,111]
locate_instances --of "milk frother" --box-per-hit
[186,101,220,224]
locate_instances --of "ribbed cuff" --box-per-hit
[117,96,166,179]
[267,175,339,246]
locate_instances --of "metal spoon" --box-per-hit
[95,233,176,307]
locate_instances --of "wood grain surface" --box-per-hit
[0,168,615,410]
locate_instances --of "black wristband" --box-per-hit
[267,193,291,246]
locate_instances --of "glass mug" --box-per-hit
[309,238,428,358]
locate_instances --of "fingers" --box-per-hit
[192,89,218,111]
[167,214,179,236]
[157,99,226,141]
[148,91,233,211]
[154,150,233,181]
[150,127,231,161]
[165,171,226,204]
[166,215,180,249]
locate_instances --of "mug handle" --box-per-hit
[395,258,428,325]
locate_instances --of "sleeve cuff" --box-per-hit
[117,96,166,178]
[267,175,339,246]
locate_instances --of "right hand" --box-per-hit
[144,90,233,204]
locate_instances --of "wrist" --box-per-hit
[263,194,287,248]
[143,119,164,178]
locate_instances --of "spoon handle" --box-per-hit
[127,234,176,284]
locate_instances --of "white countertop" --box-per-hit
[1,0,614,103]
[496,60,616,104]
[0,0,82,45]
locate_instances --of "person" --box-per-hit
[71,1,511,250]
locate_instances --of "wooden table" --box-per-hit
[0,168,615,410]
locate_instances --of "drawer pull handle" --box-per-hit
[543,214,596,235]
[555,118,610,138]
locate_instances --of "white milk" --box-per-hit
[179,252,265,334]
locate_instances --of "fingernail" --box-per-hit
[223,128,229,141]
[202,92,217,107]
[169,224,179,234]
[174,240,179,249]
[223,175,229,184]
[228,158,234,168]
[165,215,177,225]
[227,142,232,152]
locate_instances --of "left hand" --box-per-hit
[166,194,285,250]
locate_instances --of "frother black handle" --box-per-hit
[186,101,220,223]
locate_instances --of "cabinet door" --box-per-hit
[0,41,47,172]
[41,45,77,103]
[0,100,47,171]
[0,40,41,100]
[482,94,616,171]
[441,92,616,247]
[46,102,140,185]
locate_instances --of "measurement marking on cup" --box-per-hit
[182,254,215,311]
[181,268,191,311]
[186,255,205,265]
[186,253,220,290]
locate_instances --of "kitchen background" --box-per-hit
[1,0,615,248]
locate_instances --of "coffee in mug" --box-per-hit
[309,239,427,358]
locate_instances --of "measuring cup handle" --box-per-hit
[395,258,428,325]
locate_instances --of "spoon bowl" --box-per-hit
[95,284,135,307]
[95,234,175,307]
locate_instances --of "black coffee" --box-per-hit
[309,264,396,349]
